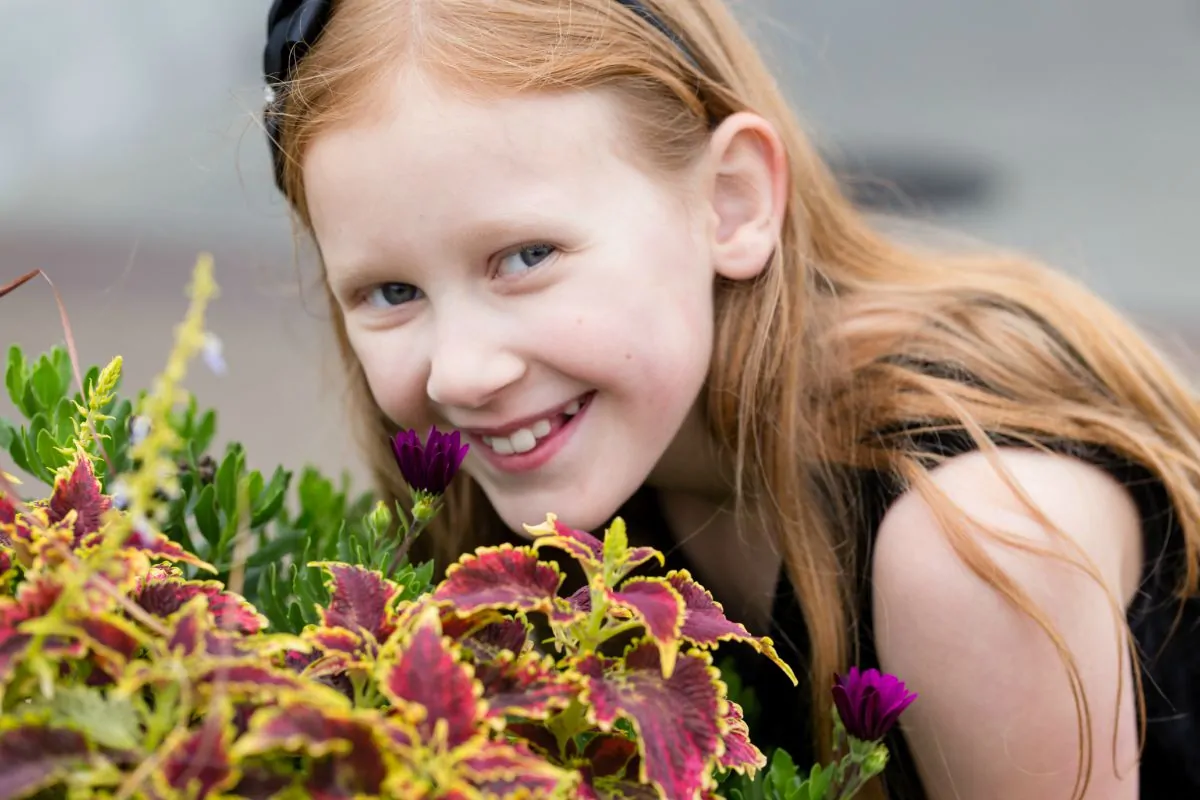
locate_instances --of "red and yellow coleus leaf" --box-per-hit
[457,740,578,797]
[136,575,266,635]
[0,725,94,800]
[0,486,16,530]
[667,570,797,686]
[575,735,654,800]
[298,623,369,681]
[718,700,766,776]
[14,509,69,568]
[577,640,725,800]
[193,663,314,699]
[432,544,574,623]
[0,546,10,573]
[311,561,402,644]
[606,577,685,678]
[475,650,579,721]
[233,702,389,796]
[453,617,532,663]
[526,514,662,579]
[300,625,373,677]
[155,707,240,800]
[377,606,488,750]
[581,733,640,779]
[14,572,62,617]
[0,601,33,688]
[441,614,530,662]
[43,455,110,544]
[0,583,85,691]
[526,513,605,569]
[503,722,560,759]
[85,526,214,571]
[162,596,299,662]
[78,613,144,680]
[381,736,576,799]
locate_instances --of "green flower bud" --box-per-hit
[367,500,393,535]
[411,493,437,524]
[861,744,889,778]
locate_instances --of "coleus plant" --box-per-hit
[0,257,915,799]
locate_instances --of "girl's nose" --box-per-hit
[425,320,526,410]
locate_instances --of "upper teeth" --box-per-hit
[482,398,583,455]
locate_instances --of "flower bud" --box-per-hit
[411,493,436,524]
[862,744,889,778]
[367,500,393,535]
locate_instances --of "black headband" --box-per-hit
[262,0,700,192]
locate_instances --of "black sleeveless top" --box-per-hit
[620,434,1200,798]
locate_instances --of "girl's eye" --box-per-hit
[365,282,423,308]
[497,244,557,277]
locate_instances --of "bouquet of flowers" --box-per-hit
[0,257,915,799]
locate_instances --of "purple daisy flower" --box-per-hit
[390,426,469,496]
[832,667,918,742]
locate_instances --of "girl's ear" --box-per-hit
[703,112,789,282]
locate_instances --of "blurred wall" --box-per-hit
[2,0,1198,486]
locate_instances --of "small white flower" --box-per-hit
[129,415,151,446]
[264,84,278,106]
[201,333,226,375]
[110,479,130,510]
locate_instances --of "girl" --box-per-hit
[262,0,1200,797]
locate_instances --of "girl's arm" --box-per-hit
[872,448,1143,799]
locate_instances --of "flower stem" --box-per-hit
[595,619,640,645]
[834,763,864,800]
[388,515,427,576]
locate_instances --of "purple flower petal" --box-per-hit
[833,667,917,742]
[389,426,470,496]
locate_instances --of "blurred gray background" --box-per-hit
[2,0,1197,485]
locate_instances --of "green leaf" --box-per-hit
[215,446,244,514]
[250,467,290,528]
[5,346,27,414]
[245,470,264,511]
[257,564,290,633]
[53,397,75,444]
[194,409,217,455]
[21,429,48,484]
[193,484,221,545]
[36,428,65,473]
[287,600,307,632]
[763,750,804,800]
[303,561,327,606]
[40,686,140,752]
[794,762,833,800]
[602,516,629,567]
[20,380,40,420]
[78,366,101,407]
[104,398,134,475]
[7,430,31,475]
[0,417,13,450]
[31,356,62,410]
[162,495,198,557]
[246,529,306,569]
[51,348,72,396]
[215,514,241,567]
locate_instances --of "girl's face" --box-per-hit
[305,70,742,534]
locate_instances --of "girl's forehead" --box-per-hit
[326,69,625,166]
[302,74,675,278]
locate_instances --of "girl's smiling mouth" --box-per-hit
[465,391,595,472]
